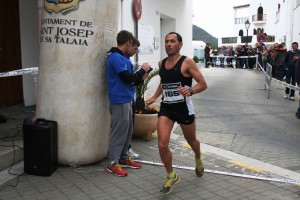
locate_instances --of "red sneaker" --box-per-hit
[119,157,142,169]
[106,164,127,177]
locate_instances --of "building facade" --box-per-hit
[219,0,300,48]
[0,0,193,108]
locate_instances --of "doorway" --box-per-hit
[160,14,175,59]
[0,0,23,107]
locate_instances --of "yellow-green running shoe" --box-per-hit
[160,173,180,195]
[195,158,204,177]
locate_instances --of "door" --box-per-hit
[0,0,23,107]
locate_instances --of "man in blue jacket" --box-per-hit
[106,30,150,177]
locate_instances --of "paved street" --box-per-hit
[0,67,299,199]
[196,67,300,173]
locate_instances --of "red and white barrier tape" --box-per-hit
[136,160,300,185]
[0,67,38,78]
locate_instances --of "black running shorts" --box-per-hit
[158,105,195,125]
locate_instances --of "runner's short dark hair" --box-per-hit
[167,32,182,43]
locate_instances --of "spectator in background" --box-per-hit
[211,49,218,67]
[219,46,226,68]
[240,45,247,69]
[235,45,242,68]
[255,42,263,70]
[204,43,210,68]
[295,56,300,119]
[274,43,286,80]
[268,45,276,77]
[243,43,249,69]
[283,42,299,101]
[267,46,274,63]
[261,46,268,71]
[247,45,256,69]
[106,30,150,177]
[226,46,235,68]
[124,36,141,159]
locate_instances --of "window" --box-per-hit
[253,29,257,35]
[239,30,244,36]
[257,6,263,21]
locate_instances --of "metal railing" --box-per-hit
[260,63,300,99]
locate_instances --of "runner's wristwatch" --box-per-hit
[189,88,193,96]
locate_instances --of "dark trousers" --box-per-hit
[220,57,225,68]
[271,65,276,77]
[276,65,285,80]
[285,68,296,97]
[205,56,210,67]
[249,57,255,69]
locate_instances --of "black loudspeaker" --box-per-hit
[23,118,58,176]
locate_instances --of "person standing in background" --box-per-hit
[295,55,300,119]
[261,46,268,71]
[273,43,286,80]
[106,30,150,177]
[283,42,299,101]
[204,43,210,68]
[124,36,142,159]
[247,45,256,69]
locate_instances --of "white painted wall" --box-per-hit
[275,0,287,45]
[274,0,300,49]
[249,0,277,36]
[19,0,40,106]
[121,0,193,68]
[231,0,299,48]
[294,1,300,45]
[119,0,193,100]
[281,0,293,47]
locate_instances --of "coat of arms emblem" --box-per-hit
[44,0,82,14]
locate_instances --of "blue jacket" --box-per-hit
[106,48,134,104]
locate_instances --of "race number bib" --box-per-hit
[162,82,184,104]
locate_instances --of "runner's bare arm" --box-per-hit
[181,57,207,96]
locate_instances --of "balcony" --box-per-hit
[252,14,267,24]
[256,34,275,42]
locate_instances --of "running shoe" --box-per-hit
[160,173,180,195]
[106,164,127,177]
[289,96,295,101]
[195,158,204,177]
[128,147,140,159]
[119,157,142,169]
